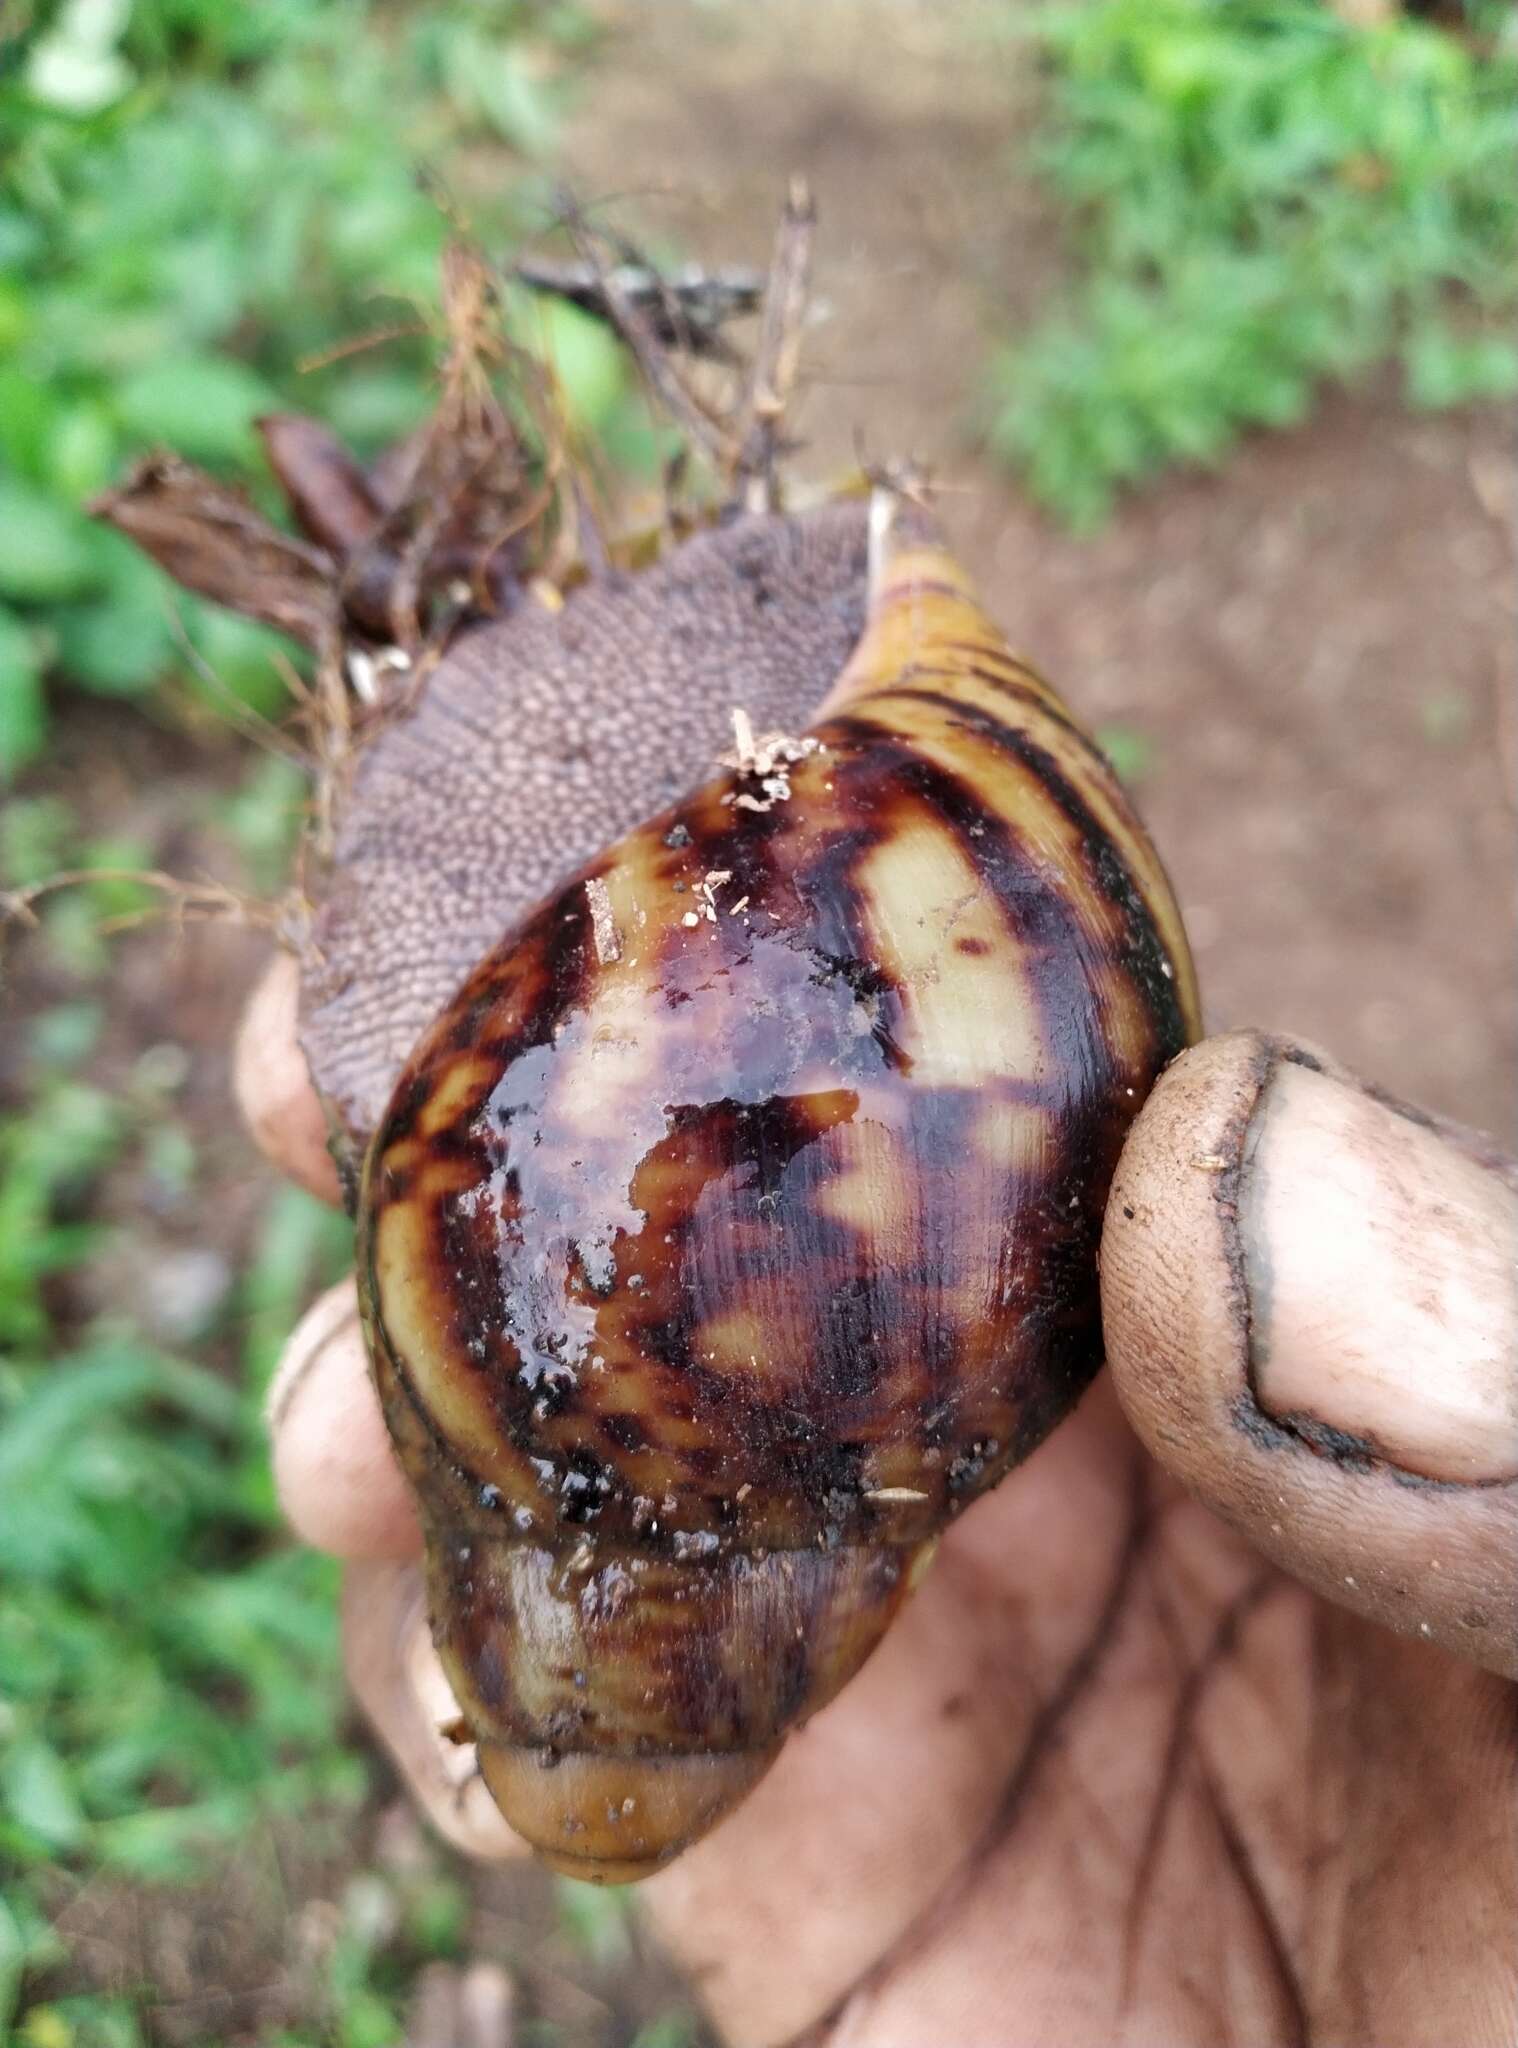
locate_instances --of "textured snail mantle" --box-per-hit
[357,504,1199,1881]
[95,220,1198,1883]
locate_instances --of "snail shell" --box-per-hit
[358,504,1198,1881]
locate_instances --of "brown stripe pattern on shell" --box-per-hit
[358,532,1199,1876]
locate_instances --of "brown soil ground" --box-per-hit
[9,2,1513,2040]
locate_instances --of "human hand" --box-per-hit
[243,956,1518,2047]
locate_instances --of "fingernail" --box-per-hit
[1241,1051,1518,1483]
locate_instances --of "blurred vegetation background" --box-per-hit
[1,1,1513,2042]
[0,0,631,775]
[1,5,673,2044]
[987,0,1517,526]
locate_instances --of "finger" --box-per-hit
[404,1961,516,2048]
[267,1277,422,1561]
[1102,1030,1518,1677]
[343,1559,528,1865]
[235,950,343,1206]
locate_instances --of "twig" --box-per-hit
[554,194,740,474]
[514,255,763,361]
[1,869,276,941]
[295,320,429,373]
[736,175,817,513]
[162,601,310,768]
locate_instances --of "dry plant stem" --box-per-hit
[559,204,741,474]
[295,321,430,375]
[288,653,354,866]
[351,247,549,647]
[513,254,764,360]
[737,175,817,514]
[0,869,275,943]
[628,227,761,371]
[163,604,312,769]
[549,182,818,507]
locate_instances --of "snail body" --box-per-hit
[358,510,1199,1880]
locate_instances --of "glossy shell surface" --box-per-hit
[359,535,1199,1877]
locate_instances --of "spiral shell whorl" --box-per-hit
[359,518,1197,1877]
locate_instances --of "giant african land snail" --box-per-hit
[98,211,1199,1883]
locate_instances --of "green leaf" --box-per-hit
[515,293,628,435]
[986,0,1518,523]
[76,836,157,918]
[630,2017,700,2048]
[0,1891,26,2030]
[91,1794,249,1881]
[21,1997,145,2048]
[24,19,135,117]
[47,402,119,503]
[0,483,101,605]
[473,45,560,155]
[319,370,435,456]
[402,1872,468,1958]
[180,604,292,721]
[239,1184,354,1388]
[338,1991,402,2048]
[0,374,59,482]
[1405,323,1518,409]
[0,608,47,776]
[1095,722,1156,786]
[0,282,30,359]
[554,1874,634,1964]
[0,1347,160,1495]
[52,594,175,696]
[1,1738,86,1853]
[113,355,278,466]
[216,752,309,891]
[0,795,73,887]
[27,1002,105,1070]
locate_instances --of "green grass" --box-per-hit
[0,976,362,2036]
[987,0,1518,527]
[0,771,367,2037]
[0,4,700,2039]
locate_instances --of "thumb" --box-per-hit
[1102,1030,1518,1679]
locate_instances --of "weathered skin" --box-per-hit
[357,521,1199,1880]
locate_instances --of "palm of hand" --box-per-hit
[642,1388,1512,2048]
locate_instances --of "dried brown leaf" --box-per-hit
[90,455,340,654]
[258,414,385,556]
